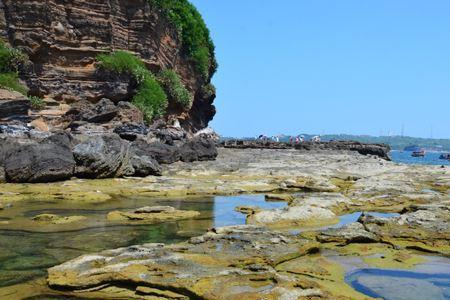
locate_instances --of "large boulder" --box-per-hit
[131,140,180,164]
[3,133,75,183]
[130,155,162,177]
[179,136,218,162]
[73,134,133,178]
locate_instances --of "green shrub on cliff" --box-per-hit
[157,69,193,109]
[28,96,46,110]
[97,50,146,74]
[0,40,28,94]
[0,72,28,95]
[148,0,217,79]
[97,51,168,122]
[0,40,28,73]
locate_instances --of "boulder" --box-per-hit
[107,206,200,223]
[179,136,218,162]
[65,98,118,124]
[32,213,87,224]
[130,155,162,177]
[0,89,30,120]
[316,222,380,244]
[153,127,187,144]
[131,140,180,164]
[73,134,133,178]
[3,133,75,183]
[114,123,148,141]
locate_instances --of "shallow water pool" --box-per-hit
[347,259,450,300]
[0,194,286,287]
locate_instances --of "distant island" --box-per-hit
[222,134,450,151]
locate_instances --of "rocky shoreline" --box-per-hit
[0,126,217,184]
[0,147,447,299]
[220,139,392,160]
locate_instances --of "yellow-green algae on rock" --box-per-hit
[0,148,448,299]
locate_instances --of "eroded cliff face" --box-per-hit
[0,0,215,131]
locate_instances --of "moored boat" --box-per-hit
[412,150,426,157]
[439,153,450,160]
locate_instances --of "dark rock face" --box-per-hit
[3,133,75,183]
[130,155,162,177]
[0,89,30,121]
[114,123,149,141]
[73,134,133,179]
[180,136,218,162]
[0,0,216,132]
[132,140,180,165]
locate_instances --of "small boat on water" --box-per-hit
[412,150,426,157]
[439,153,450,160]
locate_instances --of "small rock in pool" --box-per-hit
[135,206,176,214]
[32,214,87,224]
[107,207,200,223]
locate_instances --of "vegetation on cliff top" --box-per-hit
[149,0,217,79]
[97,51,168,122]
[0,40,28,94]
[97,51,194,122]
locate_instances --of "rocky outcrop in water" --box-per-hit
[220,140,391,160]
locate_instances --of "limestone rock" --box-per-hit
[248,205,336,227]
[47,226,321,299]
[131,140,180,165]
[317,222,380,244]
[3,133,75,183]
[73,134,133,179]
[265,193,295,202]
[32,214,86,224]
[179,136,218,162]
[129,155,162,177]
[107,206,200,223]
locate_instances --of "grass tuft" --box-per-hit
[97,51,168,122]
[157,69,193,109]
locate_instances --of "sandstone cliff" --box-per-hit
[0,0,216,132]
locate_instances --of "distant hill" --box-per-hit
[220,134,450,151]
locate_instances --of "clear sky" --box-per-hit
[190,0,450,139]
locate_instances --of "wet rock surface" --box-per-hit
[107,206,200,223]
[47,226,325,299]
[0,130,218,182]
[0,148,448,299]
[220,139,391,160]
[3,133,75,183]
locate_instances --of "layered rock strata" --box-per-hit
[0,0,216,131]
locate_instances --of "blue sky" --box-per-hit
[191,0,450,138]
